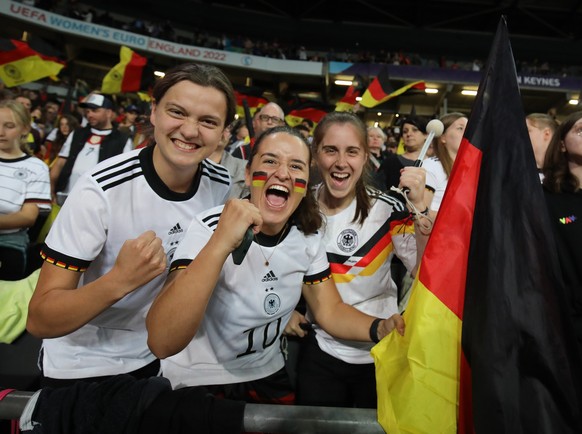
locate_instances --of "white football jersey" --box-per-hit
[162,205,331,388]
[311,188,417,364]
[41,146,231,379]
[0,155,50,235]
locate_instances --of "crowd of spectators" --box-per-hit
[20,0,582,78]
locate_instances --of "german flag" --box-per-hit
[372,17,582,434]
[251,171,267,187]
[101,46,152,94]
[234,86,268,118]
[285,100,331,128]
[293,178,307,195]
[335,74,365,112]
[0,39,65,87]
[359,65,425,108]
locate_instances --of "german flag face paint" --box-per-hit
[294,178,307,195]
[252,171,268,187]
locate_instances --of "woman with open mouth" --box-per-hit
[146,125,410,405]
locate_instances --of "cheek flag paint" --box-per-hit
[294,178,307,195]
[252,171,267,187]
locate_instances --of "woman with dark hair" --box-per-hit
[543,111,582,349]
[27,62,236,387]
[43,114,80,166]
[382,114,429,192]
[287,112,428,408]
[147,125,406,404]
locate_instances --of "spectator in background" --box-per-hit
[367,125,388,190]
[382,115,429,192]
[118,104,141,139]
[49,94,132,205]
[43,114,80,166]
[0,100,50,280]
[208,124,248,200]
[422,112,468,212]
[542,111,582,352]
[15,94,43,157]
[526,113,558,181]
[232,102,285,160]
[227,119,249,154]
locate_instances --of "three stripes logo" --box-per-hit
[261,270,278,282]
[168,223,184,235]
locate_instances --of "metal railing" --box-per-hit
[0,390,385,433]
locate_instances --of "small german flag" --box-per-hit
[294,178,307,195]
[252,171,267,187]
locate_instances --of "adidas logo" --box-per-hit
[261,270,278,282]
[168,223,184,235]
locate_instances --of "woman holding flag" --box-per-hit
[288,111,429,408]
[146,125,407,404]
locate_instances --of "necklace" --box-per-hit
[254,224,288,266]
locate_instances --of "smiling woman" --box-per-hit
[26,63,236,388]
[146,125,406,405]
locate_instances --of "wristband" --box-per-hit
[369,318,382,343]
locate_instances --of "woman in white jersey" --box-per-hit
[0,100,50,280]
[422,112,468,213]
[288,111,428,408]
[146,125,425,404]
[27,63,236,387]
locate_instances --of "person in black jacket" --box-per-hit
[49,94,132,204]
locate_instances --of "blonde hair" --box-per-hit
[1,99,32,154]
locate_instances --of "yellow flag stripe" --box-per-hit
[371,272,461,434]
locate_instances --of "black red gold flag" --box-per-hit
[101,46,153,94]
[372,16,582,434]
[0,39,65,87]
[359,65,425,108]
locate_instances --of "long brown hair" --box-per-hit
[249,126,323,235]
[543,111,581,193]
[1,99,31,154]
[312,111,372,225]
[432,112,467,178]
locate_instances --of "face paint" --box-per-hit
[294,178,307,195]
[252,171,268,187]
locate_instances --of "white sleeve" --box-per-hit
[305,232,332,280]
[45,175,109,262]
[122,138,133,153]
[171,216,212,264]
[26,159,51,213]
[44,128,58,143]
[392,232,417,274]
[58,131,75,158]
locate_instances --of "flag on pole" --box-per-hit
[101,46,152,94]
[372,16,582,434]
[0,39,65,87]
[284,98,332,128]
[234,87,268,118]
[335,74,364,112]
[359,65,425,108]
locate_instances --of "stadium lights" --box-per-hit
[569,99,579,105]
[461,89,478,96]
[154,70,165,78]
[425,88,438,94]
[334,80,353,86]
